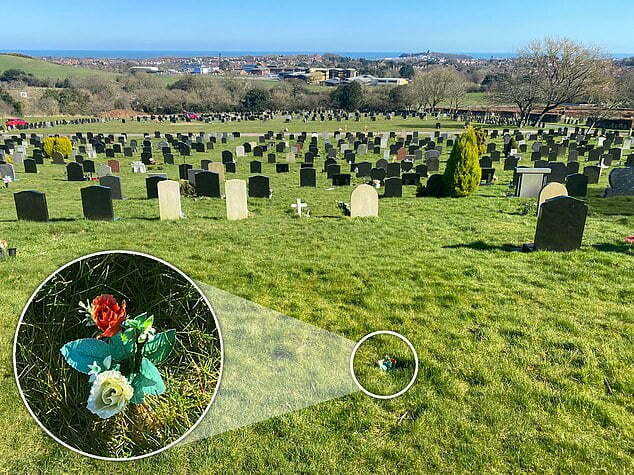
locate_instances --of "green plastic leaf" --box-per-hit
[108,329,136,362]
[60,339,111,374]
[142,315,154,330]
[142,329,176,364]
[130,358,166,404]
[124,312,148,331]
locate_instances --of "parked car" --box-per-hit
[5,118,28,128]
[185,112,200,120]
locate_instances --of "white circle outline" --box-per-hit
[349,330,419,400]
[12,250,224,462]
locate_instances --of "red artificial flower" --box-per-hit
[90,294,127,338]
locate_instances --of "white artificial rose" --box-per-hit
[86,370,134,419]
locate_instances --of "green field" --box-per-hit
[0,54,119,80]
[0,129,632,472]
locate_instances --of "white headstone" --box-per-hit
[98,164,112,177]
[225,179,249,221]
[350,184,378,218]
[158,180,183,220]
[538,182,568,217]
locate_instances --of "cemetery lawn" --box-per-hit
[0,137,633,472]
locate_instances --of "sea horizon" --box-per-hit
[4,49,632,61]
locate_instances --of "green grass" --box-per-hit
[0,54,119,80]
[0,130,632,472]
[353,334,417,397]
[14,252,221,459]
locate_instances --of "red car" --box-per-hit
[185,112,200,120]
[5,118,28,128]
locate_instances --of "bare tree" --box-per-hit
[620,70,634,106]
[410,67,462,111]
[445,80,469,113]
[488,57,541,126]
[523,37,613,124]
[584,62,621,133]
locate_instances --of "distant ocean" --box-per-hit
[1,50,633,60]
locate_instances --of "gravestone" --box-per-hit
[98,164,112,177]
[538,182,568,217]
[383,177,402,197]
[249,175,271,198]
[370,167,386,182]
[225,179,249,221]
[583,165,601,184]
[208,162,226,187]
[14,190,48,222]
[146,175,168,199]
[332,174,351,186]
[387,162,401,178]
[24,158,37,174]
[66,162,85,181]
[402,172,420,186]
[99,175,125,200]
[158,180,183,220]
[350,184,378,217]
[107,159,120,173]
[51,151,65,164]
[514,168,551,198]
[533,196,588,251]
[81,186,114,221]
[603,167,634,197]
[300,167,316,187]
[195,171,221,198]
[250,160,262,173]
[83,160,96,174]
[566,173,588,197]
[547,162,568,183]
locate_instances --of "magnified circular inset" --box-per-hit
[13,251,223,461]
[350,331,418,399]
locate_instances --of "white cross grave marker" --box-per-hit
[290,198,308,217]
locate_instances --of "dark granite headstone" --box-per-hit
[14,190,48,222]
[24,159,37,174]
[146,175,168,199]
[179,163,193,180]
[99,175,125,200]
[534,196,588,251]
[250,161,262,173]
[248,175,271,198]
[66,162,85,182]
[300,167,316,187]
[603,167,634,197]
[194,171,221,198]
[81,186,114,221]
[332,173,351,186]
[383,177,402,197]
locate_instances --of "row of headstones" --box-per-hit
[514,166,634,198]
[11,183,591,253]
[12,181,384,223]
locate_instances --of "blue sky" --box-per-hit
[2,0,633,53]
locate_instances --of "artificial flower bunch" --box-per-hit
[377,355,397,372]
[60,294,176,419]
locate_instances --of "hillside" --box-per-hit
[0,54,119,80]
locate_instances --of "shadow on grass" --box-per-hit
[443,241,521,252]
[0,218,77,223]
[592,243,634,254]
